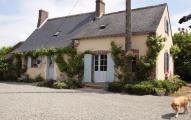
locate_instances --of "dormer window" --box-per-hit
[53,31,61,36]
[99,25,106,30]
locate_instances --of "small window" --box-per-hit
[99,25,106,30]
[164,52,169,73]
[53,31,61,36]
[165,18,169,35]
[132,57,137,72]
[31,56,42,68]
[31,58,38,68]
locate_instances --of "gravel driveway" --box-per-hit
[0,82,190,120]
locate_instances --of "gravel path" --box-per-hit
[0,82,190,120]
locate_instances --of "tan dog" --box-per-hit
[171,96,191,118]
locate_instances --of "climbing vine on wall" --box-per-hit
[111,42,135,82]
[14,48,77,58]
[136,35,165,81]
[111,35,165,82]
[55,52,84,80]
[14,47,85,80]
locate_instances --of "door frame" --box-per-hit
[93,54,108,82]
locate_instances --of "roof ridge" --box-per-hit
[48,12,94,21]
[47,3,167,21]
[132,3,167,11]
[104,3,167,16]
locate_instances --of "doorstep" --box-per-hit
[83,82,108,89]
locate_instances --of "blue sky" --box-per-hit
[0,0,191,48]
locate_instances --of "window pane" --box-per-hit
[101,60,104,65]
[95,61,98,65]
[95,66,98,71]
[95,55,98,61]
[104,55,107,59]
[100,66,103,71]
[104,66,107,71]
[104,60,107,65]
[101,55,104,59]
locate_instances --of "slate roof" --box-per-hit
[17,3,167,52]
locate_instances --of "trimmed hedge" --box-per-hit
[124,83,155,95]
[108,79,186,95]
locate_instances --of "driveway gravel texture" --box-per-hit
[0,82,190,120]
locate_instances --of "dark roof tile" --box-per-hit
[17,3,167,52]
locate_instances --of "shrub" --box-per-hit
[34,75,44,82]
[175,79,186,88]
[124,83,155,95]
[37,80,55,87]
[162,80,179,94]
[64,79,82,89]
[19,75,44,83]
[108,79,186,95]
[108,82,124,92]
[0,58,18,81]
[53,80,67,89]
[173,75,186,88]
[155,88,166,96]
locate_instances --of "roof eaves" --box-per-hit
[74,31,155,40]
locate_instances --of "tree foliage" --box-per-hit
[0,47,12,58]
[171,32,191,81]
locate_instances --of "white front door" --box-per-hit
[47,56,54,80]
[94,54,107,82]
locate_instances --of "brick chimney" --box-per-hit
[96,0,105,17]
[37,9,49,28]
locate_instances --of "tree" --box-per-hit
[179,14,191,28]
[171,32,191,81]
[0,47,12,58]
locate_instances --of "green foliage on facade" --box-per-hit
[55,53,84,80]
[14,47,84,80]
[135,35,165,81]
[111,42,134,82]
[111,35,164,82]
[14,48,77,58]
